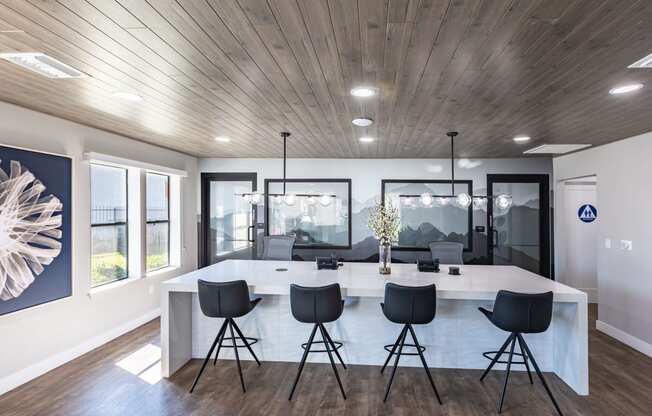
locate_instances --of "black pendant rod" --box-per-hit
[447,131,458,195]
[281,131,290,195]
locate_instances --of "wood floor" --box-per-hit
[2,304,651,415]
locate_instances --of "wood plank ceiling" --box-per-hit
[1,0,652,158]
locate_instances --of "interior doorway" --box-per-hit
[555,176,598,302]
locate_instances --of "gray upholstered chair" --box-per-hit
[261,235,295,260]
[428,241,464,265]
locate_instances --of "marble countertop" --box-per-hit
[162,260,586,303]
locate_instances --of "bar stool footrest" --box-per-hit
[219,336,259,348]
[482,350,528,365]
[301,340,343,353]
[384,343,425,356]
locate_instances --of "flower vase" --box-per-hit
[379,244,391,275]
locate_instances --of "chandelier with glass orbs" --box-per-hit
[397,132,512,209]
[235,132,336,206]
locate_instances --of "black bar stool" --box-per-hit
[288,283,347,400]
[380,283,443,404]
[189,279,261,394]
[479,290,563,415]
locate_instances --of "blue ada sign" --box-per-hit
[578,204,597,223]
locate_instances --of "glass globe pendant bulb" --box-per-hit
[473,197,487,209]
[420,192,433,207]
[402,197,413,207]
[495,194,513,210]
[272,195,283,204]
[242,193,252,203]
[283,193,296,206]
[319,194,332,206]
[456,192,472,208]
[438,197,450,206]
[250,192,262,204]
[306,195,316,205]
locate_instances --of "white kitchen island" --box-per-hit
[161,260,588,395]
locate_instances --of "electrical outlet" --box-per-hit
[604,238,611,249]
[620,240,633,251]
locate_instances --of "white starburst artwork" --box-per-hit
[0,159,63,300]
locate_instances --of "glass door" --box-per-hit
[201,173,257,267]
[487,174,550,277]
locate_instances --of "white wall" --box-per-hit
[555,180,598,302]
[0,102,198,393]
[554,132,652,356]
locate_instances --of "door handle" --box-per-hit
[247,225,255,243]
[492,228,499,247]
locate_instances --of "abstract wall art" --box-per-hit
[0,145,72,315]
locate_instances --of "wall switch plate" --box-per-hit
[620,240,633,251]
[604,238,611,249]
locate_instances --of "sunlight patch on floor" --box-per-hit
[115,343,162,385]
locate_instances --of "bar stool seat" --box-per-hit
[380,283,443,404]
[479,290,563,415]
[288,284,347,401]
[189,280,261,394]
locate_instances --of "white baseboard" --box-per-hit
[0,308,160,396]
[596,320,652,359]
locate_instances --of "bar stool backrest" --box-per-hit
[383,283,437,325]
[491,290,553,333]
[198,279,251,318]
[290,283,343,323]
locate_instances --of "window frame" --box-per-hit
[380,179,473,252]
[145,172,171,272]
[90,163,129,288]
[264,178,352,249]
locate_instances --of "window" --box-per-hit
[146,173,170,271]
[91,164,128,287]
[264,179,351,248]
[381,180,473,250]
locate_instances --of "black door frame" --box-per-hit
[200,172,257,268]
[487,174,550,278]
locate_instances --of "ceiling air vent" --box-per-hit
[523,144,591,155]
[0,53,86,78]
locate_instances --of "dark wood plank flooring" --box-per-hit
[2,305,652,415]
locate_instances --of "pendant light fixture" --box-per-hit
[398,132,512,209]
[236,132,336,206]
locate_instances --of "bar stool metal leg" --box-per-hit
[288,324,318,401]
[229,320,246,392]
[408,324,443,405]
[319,324,347,369]
[231,319,261,366]
[498,335,517,413]
[517,334,564,416]
[383,327,407,402]
[480,333,514,382]
[189,327,224,393]
[212,319,228,366]
[516,333,534,384]
[318,325,347,400]
[381,326,407,374]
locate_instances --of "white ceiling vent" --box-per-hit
[0,53,86,78]
[629,53,652,68]
[523,144,591,155]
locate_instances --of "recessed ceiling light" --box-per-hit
[609,83,644,95]
[350,87,376,98]
[513,135,531,143]
[215,136,231,143]
[0,52,85,78]
[359,136,375,143]
[352,117,374,127]
[628,53,652,68]
[113,91,143,102]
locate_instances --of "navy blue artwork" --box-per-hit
[578,204,597,223]
[0,145,72,315]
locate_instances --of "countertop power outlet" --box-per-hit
[620,240,633,251]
